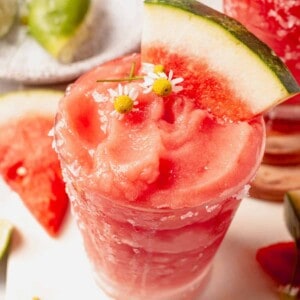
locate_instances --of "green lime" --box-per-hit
[28,0,91,63]
[0,0,17,38]
[284,189,300,243]
[0,219,13,260]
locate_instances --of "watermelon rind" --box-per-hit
[0,89,63,122]
[142,0,300,118]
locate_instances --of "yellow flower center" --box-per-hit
[154,64,165,73]
[114,95,134,114]
[152,78,172,97]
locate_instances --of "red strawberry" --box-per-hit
[256,242,300,286]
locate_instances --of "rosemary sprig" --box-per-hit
[96,62,143,83]
[96,77,143,83]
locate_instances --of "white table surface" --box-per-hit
[1,1,291,299]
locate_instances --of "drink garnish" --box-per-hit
[141,69,184,96]
[97,62,184,97]
[97,62,143,83]
[108,84,139,119]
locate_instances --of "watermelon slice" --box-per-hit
[0,90,69,236]
[142,0,300,121]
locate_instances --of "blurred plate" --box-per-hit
[0,0,142,84]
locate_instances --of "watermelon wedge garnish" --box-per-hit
[142,0,300,121]
[0,90,69,236]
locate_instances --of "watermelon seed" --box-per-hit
[6,161,27,181]
[16,166,27,177]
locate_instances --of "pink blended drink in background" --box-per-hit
[224,0,300,85]
[224,0,300,129]
[54,0,299,299]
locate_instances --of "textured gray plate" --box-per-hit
[0,0,142,84]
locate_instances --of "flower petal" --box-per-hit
[108,88,117,98]
[141,63,155,74]
[149,72,160,79]
[173,86,184,93]
[124,85,129,95]
[168,70,174,80]
[143,86,153,94]
[129,88,139,100]
[158,72,168,79]
[118,84,123,95]
[171,77,184,85]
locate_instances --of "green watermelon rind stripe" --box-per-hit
[144,0,300,95]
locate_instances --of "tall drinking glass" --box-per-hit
[54,51,265,299]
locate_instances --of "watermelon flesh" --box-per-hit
[0,114,68,236]
[142,45,255,121]
[54,53,265,298]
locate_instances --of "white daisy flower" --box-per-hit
[140,70,184,96]
[141,63,165,74]
[108,84,139,120]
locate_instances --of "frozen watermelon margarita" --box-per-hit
[54,1,299,299]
